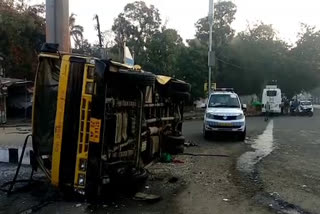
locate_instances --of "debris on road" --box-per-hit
[184,140,198,147]
[181,153,230,158]
[173,159,184,164]
[133,192,161,202]
[160,153,173,163]
[270,192,280,198]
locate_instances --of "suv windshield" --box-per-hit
[208,94,240,108]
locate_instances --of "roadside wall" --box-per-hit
[239,94,258,105]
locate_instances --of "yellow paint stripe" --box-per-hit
[51,55,71,187]
[39,53,60,59]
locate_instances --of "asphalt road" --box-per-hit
[169,116,271,214]
[258,111,320,213]
[175,111,320,214]
[1,111,320,214]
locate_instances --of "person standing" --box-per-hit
[265,101,270,121]
[284,98,290,115]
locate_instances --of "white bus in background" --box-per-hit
[262,85,282,114]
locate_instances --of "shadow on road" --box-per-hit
[205,133,244,144]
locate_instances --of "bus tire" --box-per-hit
[168,80,191,92]
[166,135,185,145]
[107,70,155,87]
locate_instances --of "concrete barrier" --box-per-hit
[0,126,32,165]
[0,147,32,164]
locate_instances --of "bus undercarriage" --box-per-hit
[32,44,191,197]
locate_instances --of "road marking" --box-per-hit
[237,120,274,173]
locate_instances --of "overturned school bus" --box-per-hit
[32,44,191,197]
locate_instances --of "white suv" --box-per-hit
[203,89,246,141]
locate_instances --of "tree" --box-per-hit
[190,1,237,98]
[112,1,161,64]
[69,13,84,49]
[0,1,45,79]
[216,23,290,95]
[238,22,276,41]
[287,24,320,95]
[177,40,208,99]
[195,1,237,51]
[145,28,184,76]
[102,30,116,49]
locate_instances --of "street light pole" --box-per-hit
[46,0,70,52]
[208,0,214,96]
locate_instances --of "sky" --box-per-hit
[30,0,320,45]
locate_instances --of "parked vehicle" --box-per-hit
[203,88,246,141]
[298,100,314,116]
[262,85,282,114]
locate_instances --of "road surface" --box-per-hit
[1,111,320,213]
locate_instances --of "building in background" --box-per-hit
[0,78,33,124]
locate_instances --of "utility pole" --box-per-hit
[94,14,106,59]
[46,0,70,52]
[208,0,215,96]
[94,15,103,48]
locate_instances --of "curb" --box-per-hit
[0,147,32,165]
[0,124,31,128]
[184,116,203,120]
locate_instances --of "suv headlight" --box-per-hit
[206,113,214,119]
[236,114,244,120]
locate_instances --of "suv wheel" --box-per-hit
[238,129,246,141]
[203,125,209,139]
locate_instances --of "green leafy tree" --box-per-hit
[69,13,84,50]
[0,1,45,79]
[145,28,184,76]
[195,0,237,51]
[218,23,290,95]
[287,24,320,95]
[215,22,320,97]
[112,1,161,65]
[186,1,237,98]
[177,40,208,99]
